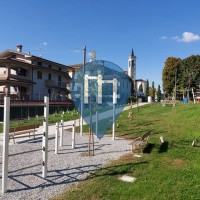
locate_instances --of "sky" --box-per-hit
[0,0,200,90]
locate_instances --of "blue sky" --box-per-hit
[1,0,200,90]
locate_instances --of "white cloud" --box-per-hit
[160,36,168,40]
[172,32,200,43]
[42,42,48,46]
[161,32,200,43]
[181,32,200,42]
[171,36,180,41]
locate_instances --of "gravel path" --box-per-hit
[0,131,130,200]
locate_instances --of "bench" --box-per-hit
[9,124,40,144]
[161,100,177,106]
[130,131,150,153]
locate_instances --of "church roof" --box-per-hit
[131,48,134,56]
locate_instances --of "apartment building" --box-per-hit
[0,45,72,101]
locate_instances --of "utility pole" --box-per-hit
[83,45,86,65]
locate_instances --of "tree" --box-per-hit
[151,81,156,101]
[149,82,156,101]
[157,84,162,102]
[139,83,143,93]
[146,79,149,98]
[162,57,182,96]
[179,55,200,97]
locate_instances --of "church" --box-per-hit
[126,49,147,97]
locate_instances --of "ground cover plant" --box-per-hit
[53,103,200,200]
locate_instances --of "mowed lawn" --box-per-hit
[53,103,200,200]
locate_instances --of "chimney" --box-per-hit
[16,44,23,52]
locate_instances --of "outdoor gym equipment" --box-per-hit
[1,96,49,193]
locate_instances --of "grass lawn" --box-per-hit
[53,103,200,200]
[0,110,80,133]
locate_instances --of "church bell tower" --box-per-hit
[128,48,136,82]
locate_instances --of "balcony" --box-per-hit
[45,80,67,89]
[10,74,32,81]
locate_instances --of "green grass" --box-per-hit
[0,110,80,133]
[52,103,200,200]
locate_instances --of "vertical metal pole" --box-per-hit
[80,45,86,136]
[2,96,10,193]
[80,105,83,136]
[55,122,59,154]
[112,86,117,141]
[96,93,98,138]
[60,120,63,146]
[72,121,75,149]
[112,103,115,141]
[96,110,98,138]
[42,96,49,178]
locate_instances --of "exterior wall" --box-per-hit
[136,80,147,96]
[128,55,136,81]
[0,50,70,101]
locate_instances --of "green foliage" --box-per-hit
[157,84,162,102]
[162,55,200,96]
[149,81,156,101]
[146,79,149,97]
[162,57,182,96]
[139,83,143,93]
[179,55,200,93]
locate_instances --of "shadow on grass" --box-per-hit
[143,143,155,154]
[90,161,149,178]
[158,141,169,153]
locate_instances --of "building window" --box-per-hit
[37,71,42,79]
[49,65,52,69]
[48,89,51,95]
[38,62,42,66]
[48,73,51,80]
[58,75,61,86]
[59,67,61,71]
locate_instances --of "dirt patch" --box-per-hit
[161,156,188,169]
[172,158,187,168]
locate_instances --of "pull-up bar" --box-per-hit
[1,96,49,193]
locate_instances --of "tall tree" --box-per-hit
[146,79,149,97]
[162,57,182,96]
[139,83,143,93]
[179,55,200,97]
[151,81,156,101]
[157,84,162,102]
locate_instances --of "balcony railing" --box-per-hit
[45,80,67,88]
[0,93,67,102]
[10,74,31,81]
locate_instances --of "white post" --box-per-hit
[80,115,83,136]
[2,96,10,193]
[72,121,76,149]
[60,120,63,146]
[80,84,83,136]
[112,79,117,141]
[112,103,115,141]
[96,110,98,138]
[55,122,59,154]
[42,96,49,178]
